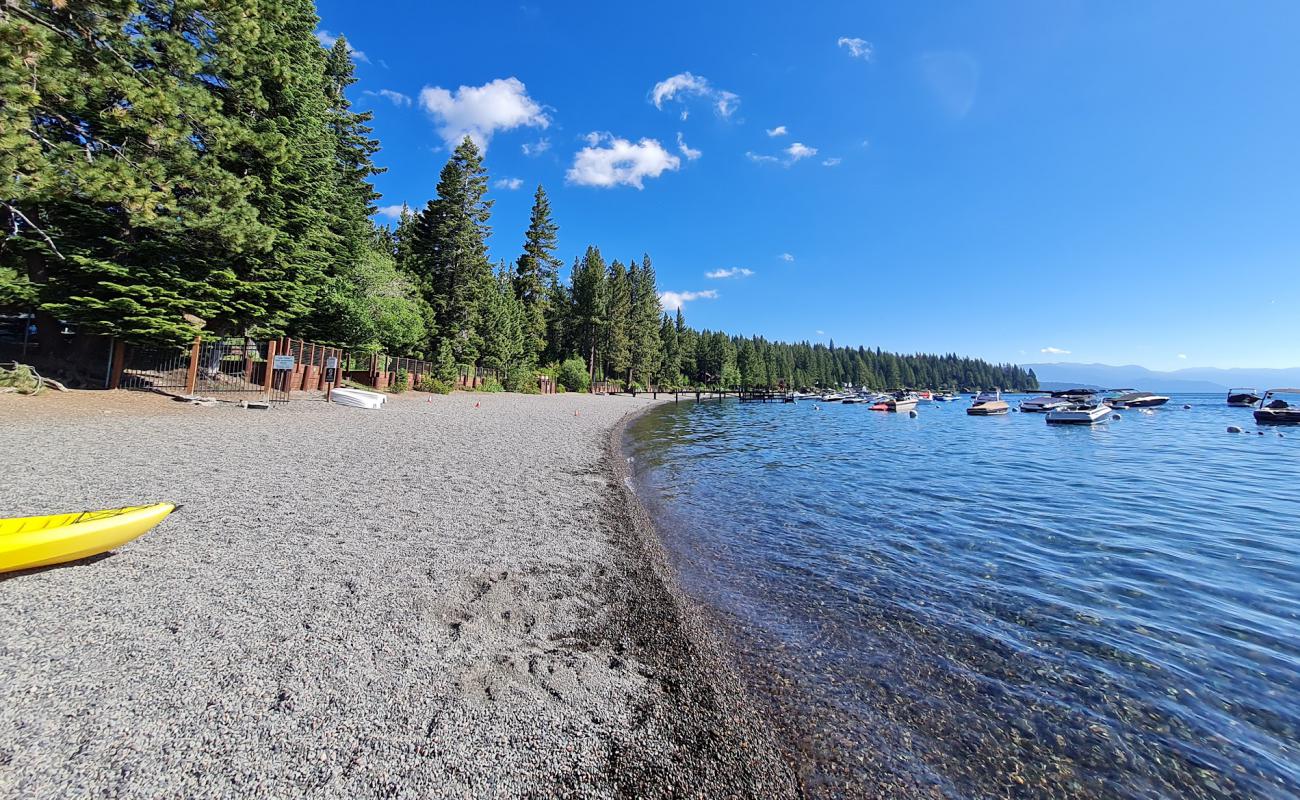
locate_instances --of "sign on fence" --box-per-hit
[272,354,295,370]
[324,356,338,384]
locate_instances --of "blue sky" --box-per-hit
[315,1,1300,370]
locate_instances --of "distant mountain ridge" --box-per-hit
[1024,363,1300,393]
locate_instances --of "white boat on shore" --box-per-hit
[330,387,386,409]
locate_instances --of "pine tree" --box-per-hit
[1,0,273,349]
[570,247,607,381]
[213,0,340,337]
[603,260,632,383]
[321,35,384,266]
[408,136,494,364]
[629,254,662,387]
[659,313,680,385]
[514,185,561,362]
[481,267,527,382]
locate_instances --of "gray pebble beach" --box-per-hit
[0,391,798,798]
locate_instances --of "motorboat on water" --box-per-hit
[1254,389,1300,425]
[1019,395,1071,413]
[1050,388,1101,401]
[1045,402,1112,425]
[1227,388,1261,407]
[819,392,845,403]
[1105,391,1170,409]
[914,390,933,402]
[933,391,960,402]
[884,392,919,412]
[967,389,1010,416]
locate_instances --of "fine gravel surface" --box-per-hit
[0,391,799,799]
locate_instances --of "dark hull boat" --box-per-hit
[1106,391,1170,409]
[1228,388,1261,407]
[1254,389,1300,425]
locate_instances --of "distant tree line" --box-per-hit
[0,0,1036,393]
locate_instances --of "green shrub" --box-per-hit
[506,371,541,394]
[478,377,504,393]
[557,357,590,393]
[414,374,453,394]
[389,368,409,393]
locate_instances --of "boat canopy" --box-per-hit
[1263,388,1300,394]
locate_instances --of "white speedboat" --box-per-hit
[933,392,960,402]
[1019,395,1071,413]
[884,392,918,412]
[330,387,386,409]
[1045,403,1111,425]
[1227,388,1261,407]
[1105,391,1170,409]
[967,390,1010,416]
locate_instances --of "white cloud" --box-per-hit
[418,77,549,152]
[766,125,788,137]
[566,133,681,189]
[816,330,826,336]
[861,139,872,147]
[494,177,524,190]
[650,72,740,118]
[1178,353,1188,360]
[785,142,818,161]
[315,30,368,63]
[1040,347,1071,355]
[822,157,842,167]
[676,132,702,161]
[521,138,550,156]
[375,204,406,220]
[779,253,795,262]
[746,151,780,164]
[658,289,718,311]
[714,91,740,118]
[837,37,873,60]
[705,267,753,279]
[363,89,412,107]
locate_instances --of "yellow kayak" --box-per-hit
[0,503,175,574]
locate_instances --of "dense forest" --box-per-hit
[0,1,1037,392]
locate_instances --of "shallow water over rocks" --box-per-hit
[627,394,1300,798]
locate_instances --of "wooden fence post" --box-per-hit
[263,340,277,398]
[184,334,202,395]
[107,339,126,390]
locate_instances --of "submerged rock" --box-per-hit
[1227,426,1243,433]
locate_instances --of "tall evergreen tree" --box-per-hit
[514,185,561,362]
[659,313,680,385]
[408,136,494,364]
[603,260,632,383]
[321,34,384,266]
[570,247,607,381]
[629,254,662,386]
[480,267,526,382]
[1,0,274,349]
